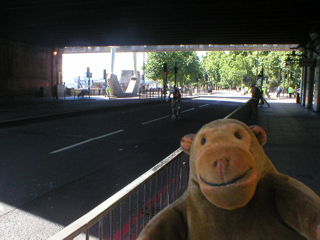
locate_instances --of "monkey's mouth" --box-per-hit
[200,167,253,187]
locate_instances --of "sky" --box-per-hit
[62,51,207,87]
[62,52,146,86]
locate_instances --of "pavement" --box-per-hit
[0,96,165,127]
[1,92,320,195]
[199,91,320,195]
[250,95,320,196]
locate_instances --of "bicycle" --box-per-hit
[171,98,181,121]
[259,97,270,108]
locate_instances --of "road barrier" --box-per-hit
[138,88,163,99]
[49,149,188,240]
[49,99,253,240]
[0,89,108,105]
[138,88,196,100]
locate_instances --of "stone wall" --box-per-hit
[0,40,62,97]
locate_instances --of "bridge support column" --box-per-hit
[133,52,137,77]
[111,47,117,74]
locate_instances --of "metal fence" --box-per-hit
[49,99,253,240]
[138,88,196,100]
[49,148,189,240]
[138,88,163,99]
[0,87,202,104]
[0,89,106,105]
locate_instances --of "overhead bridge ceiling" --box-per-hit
[1,0,320,48]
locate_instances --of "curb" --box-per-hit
[0,100,167,128]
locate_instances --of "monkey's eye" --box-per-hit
[235,132,242,139]
[201,138,206,145]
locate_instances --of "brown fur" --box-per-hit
[138,119,320,240]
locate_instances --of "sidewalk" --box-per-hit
[250,97,320,195]
[0,96,164,127]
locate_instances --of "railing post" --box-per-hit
[110,210,114,240]
[128,196,132,240]
[120,202,123,240]
[136,189,140,237]
[85,229,89,240]
[99,219,103,240]
[143,183,146,227]
[160,171,164,210]
[166,167,170,205]
[155,176,158,217]
[148,179,152,222]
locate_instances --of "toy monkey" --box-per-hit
[138,119,320,240]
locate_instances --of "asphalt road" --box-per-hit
[0,98,243,239]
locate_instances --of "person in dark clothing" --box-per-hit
[251,84,262,119]
[251,84,262,99]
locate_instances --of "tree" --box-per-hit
[200,51,224,89]
[144,52,200,87]
[200,50,301,90]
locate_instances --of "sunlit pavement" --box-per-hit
[198,90,297,104]
[201,90,320,196]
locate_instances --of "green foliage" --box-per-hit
[201,51,301,89]
[144,50,301,89]
[144,52,200,86]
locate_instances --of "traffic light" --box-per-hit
[103,69,107,79]
[87,67,90,78]
[175,66,178,74]
[164,63,168,75]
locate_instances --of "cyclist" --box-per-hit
[171,87,181,120]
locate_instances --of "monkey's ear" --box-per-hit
[250,125,267,146]
[181,134,196,155]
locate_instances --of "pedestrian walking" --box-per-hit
[102,84,106,96]
[106,85,110,99]
[251,84,262,119]
[276,86,282,100]
[288,86,293,98]
[266,88,270,99]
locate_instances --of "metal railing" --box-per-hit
[49,148,189,240]
[0,87,201,104]
[49,99,253,240]
[138,88,196,100]
[138,88,163,99]
[0,89,107,105]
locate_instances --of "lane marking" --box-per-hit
[50,129,124,154]
[141,115,170,125]
[181,108,194,113]
[141,107,195,125]
[199,104,209,108]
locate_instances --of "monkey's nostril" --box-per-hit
[214,161,218,167]
[226,158,230,163]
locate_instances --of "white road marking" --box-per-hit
[141,115,170,125]
[50,129,124,154]
[199,104,209,108]
[181,108,194,113]
[142,107,196,125]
